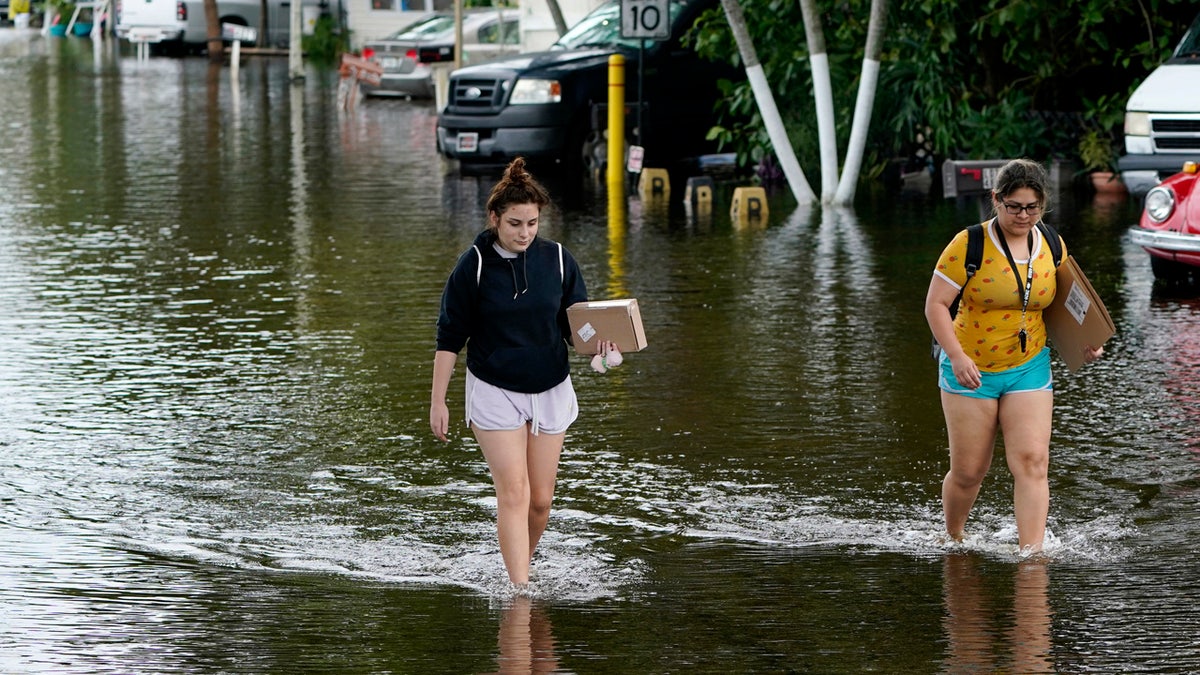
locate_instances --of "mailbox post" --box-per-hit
[222,23,258,80]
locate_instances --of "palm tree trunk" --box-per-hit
[798,0,837,202]
[545,0,568,36]
[204,0,222,64]
[718,0,816,204]
[834,0,888,205]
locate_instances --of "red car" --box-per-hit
[1131,161,1200,282]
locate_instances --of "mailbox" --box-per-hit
[221,22,258,44]
[941,159,1011,198]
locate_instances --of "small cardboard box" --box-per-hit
[1044,255,1115,372]
[567,299,647,355]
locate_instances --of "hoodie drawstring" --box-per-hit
[508,254,529,300]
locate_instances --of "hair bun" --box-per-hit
[505,157,528,183]
[486,156,551,218]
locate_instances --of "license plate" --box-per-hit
[380,56,401,69]
[456,132,479,153]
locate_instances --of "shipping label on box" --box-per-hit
[566,299,648,355]
[1044,255,1115,372]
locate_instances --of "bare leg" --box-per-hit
[940,391,1000,540]
[476,426,535,585]
[998,391,1053,552]
[525,430,564,561]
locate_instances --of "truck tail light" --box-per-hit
[176,1,186,21]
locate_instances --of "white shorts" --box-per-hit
[465,370,579,436]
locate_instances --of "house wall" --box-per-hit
[518,0,607,52]
[344,0,447,48]
[344,0,607,52]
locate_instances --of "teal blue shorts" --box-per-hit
[938,347,1053,399]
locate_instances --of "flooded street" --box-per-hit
[2,36,1199,673]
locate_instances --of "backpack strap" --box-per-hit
[948,223,985,319]
[1036,221,1065,267]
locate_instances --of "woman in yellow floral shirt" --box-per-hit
[924,158,1103,555]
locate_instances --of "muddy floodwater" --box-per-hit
[1,36,1198,673]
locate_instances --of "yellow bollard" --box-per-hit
[638,168,671,201]
[684,176,714,223]
[685,176,714,209]
[607,55,625,195]
[730,186,769,223]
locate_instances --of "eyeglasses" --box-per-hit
[1002,201,1042,216]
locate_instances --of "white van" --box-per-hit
[115,0,325,49]
[1120,11,1200,194]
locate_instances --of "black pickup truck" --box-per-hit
[435,0,736,176]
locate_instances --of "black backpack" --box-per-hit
[932,221,1064,360]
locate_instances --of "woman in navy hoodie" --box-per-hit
[430,158,589,589]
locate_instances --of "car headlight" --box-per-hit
[1125,111,1150,137]
[509,79,562,104]
[1145,186,1176,223]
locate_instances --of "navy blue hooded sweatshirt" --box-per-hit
[436,229,588,394]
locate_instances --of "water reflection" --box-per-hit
[941,554,1053,674]
[1155,296,1200,453]
[3,38,1200,672]
[607,188,629,299]
[488,597,562,674]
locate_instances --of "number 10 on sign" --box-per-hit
[620,0,670,40]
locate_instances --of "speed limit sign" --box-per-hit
[621,0,670,40]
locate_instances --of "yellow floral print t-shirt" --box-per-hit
[934,220,1066,372]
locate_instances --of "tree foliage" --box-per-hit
[685,0,1197,180]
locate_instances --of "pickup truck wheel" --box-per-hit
[580,128,606,174]
[578,128,629,178]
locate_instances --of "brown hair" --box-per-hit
[485,157,551,227]
[992,158,1050,205]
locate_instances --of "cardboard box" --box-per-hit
[1044,255,1115,372]
[567,299,647,355]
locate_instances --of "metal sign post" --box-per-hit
[620,0,669,155]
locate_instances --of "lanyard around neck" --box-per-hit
[994,221,1036,352]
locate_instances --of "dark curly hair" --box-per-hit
[485,157,551,227]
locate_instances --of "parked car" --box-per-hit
[115,0,325,51]
[361,8,520,99]
[435,0,739,176]
[1130,160,1200,283]
[1119,11,1200,195]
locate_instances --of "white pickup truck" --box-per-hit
[115,0,324,50]
[1119,11,1200,194]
